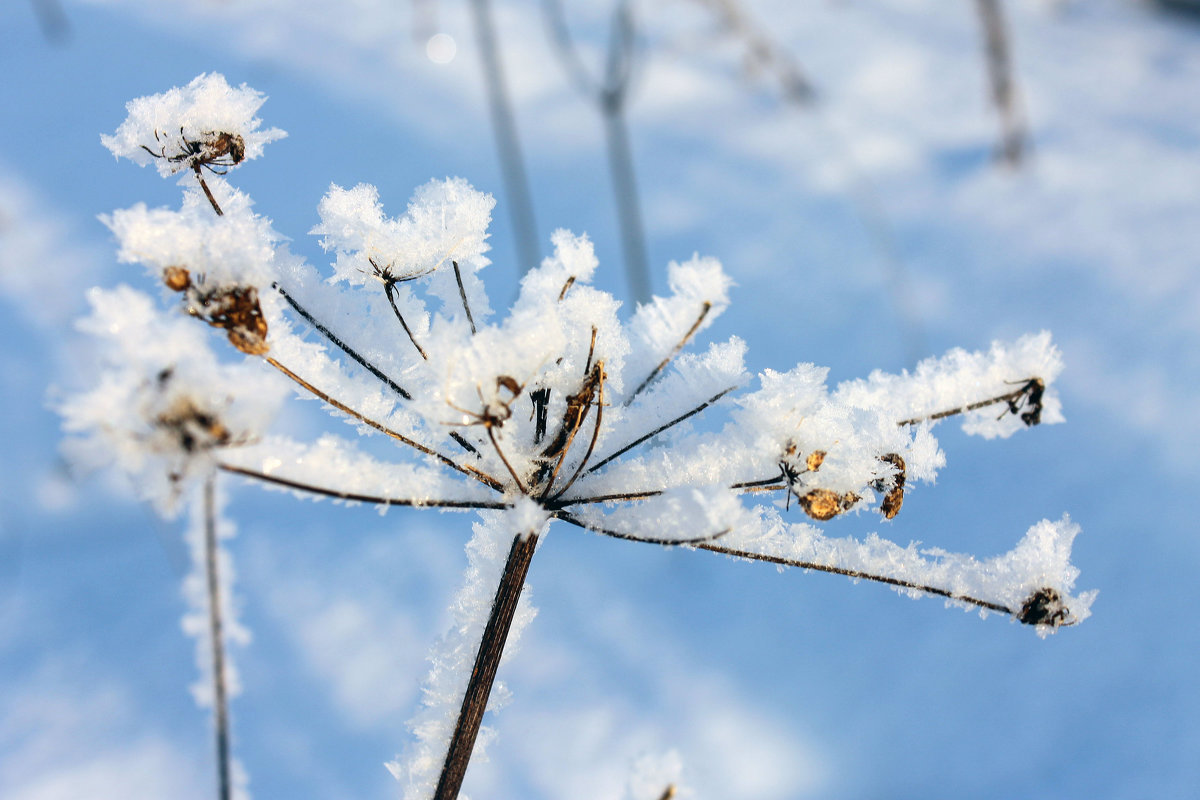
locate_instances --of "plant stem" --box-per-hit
[202,474,232,800]
[193,165,224,216]
[434,532,539,800]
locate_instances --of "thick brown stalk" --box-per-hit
[434,532,539,800]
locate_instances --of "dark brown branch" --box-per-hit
[273,282,413,401]
[264,357,504,492]
[453,262,478,334]
[487,426,527,494]
[434,532,540,800]
[557,275,577,302]
[547,371,606,501]
[384,281,429,361]
[218,463,509,509]
[896,378,1043,427]
[695,540,1016,616]
[554,510,731,547]
[194,164,224,216]
[623,301,713,407]
[586,387,735,474]
[202,475,232,800]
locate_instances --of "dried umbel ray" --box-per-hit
[92,75,1094,800]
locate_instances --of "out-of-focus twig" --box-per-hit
[30,0,70,43]
[974,0,1028,165]
[468,0,543,277]
[686,0,815,103]
[202,475,233,800]
[543,0,652,304]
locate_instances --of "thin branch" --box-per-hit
[687,0,814,103]
[435,532,540,800]
[555,476,784,508]
[547,376,605,500]
[468,0,542,276]
[586,386,735,474]
[554,510,731,547]
[193,164,224,216]
[218,463,509,509]
[263,356,504,492]
[623,301,713,406]
[487,425,527,494]
[695,540,1017,616]
[896,378,1043,427]
[453,262,478,334]
[273,282,413,400]
[201,475,232,800]
[383,281,429,361]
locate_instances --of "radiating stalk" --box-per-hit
[433,532,539,800]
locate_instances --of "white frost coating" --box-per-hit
[620,255,733,397]
[59,286,286,515]
[311,179,496,325]
[103,186,282,288]
[387,508,546,799]
[834,331,1065,439]
[101,72,285,177]
[719,511,1093,635]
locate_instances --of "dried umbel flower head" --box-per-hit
[59,286,285,515]
[102,73,284,178]
[83,75,1096,800]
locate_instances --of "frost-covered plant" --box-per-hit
[69,74,1095,800]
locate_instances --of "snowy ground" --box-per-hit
[2,1,1198,798]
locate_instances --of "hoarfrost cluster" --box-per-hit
[65,73,1094,800]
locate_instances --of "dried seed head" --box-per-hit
[797,488,860,521]
[875,453,907,520]
[496,375,523,399]
[155,396,232,454]
[205,131,246,166]
[1018,587,1068,627]
[163,266,192,292]
[805,450,826,472]
[185,283,270,355]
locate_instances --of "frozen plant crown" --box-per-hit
[71,73,1094,800]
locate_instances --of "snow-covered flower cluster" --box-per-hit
[66,73,1095,800]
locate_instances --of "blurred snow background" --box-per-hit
[2,0,1198,797]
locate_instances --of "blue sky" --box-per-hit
[2,1,1199,798]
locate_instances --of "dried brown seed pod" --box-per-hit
[1017,587,1068,627]
[875,453,907,520]
[797,488,860,521]
[162,265,192,292]
[805,450,826,471]
[155,397,232,454]
[186,284,270,355]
